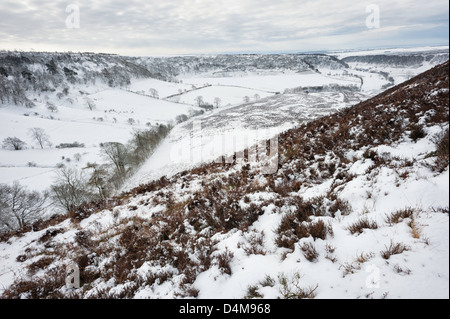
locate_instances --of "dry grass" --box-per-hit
[409,216,421,239]
[278,272,318,299]
[385,207,415,225]
[346,217,379,235]
[380,241,410,260]
[340,252,375,277]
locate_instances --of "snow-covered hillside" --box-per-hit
[124,90,367,190]
[124,46,449,191]
[0,60,448,299]
[0,51,203,196]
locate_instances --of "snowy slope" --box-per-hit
[124,90,367,190]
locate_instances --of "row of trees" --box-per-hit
[0,124,172,232]
[50,124,172,212]
[193,94,261,110]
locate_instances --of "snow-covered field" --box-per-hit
[179,71,360,93]
[0,87,200,193]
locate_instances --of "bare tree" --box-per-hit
[84,163,112,200]
[0,182,49,230]
[195,96,204,107]
[149,88,159,99]
[175,114,189,124]
[50,166,91,212]
[101,142,130,180]
[29,128,51,149]
[214,97,222,108]
[86,98,96,111]
[2,137,26,150]
[46,101,58,113]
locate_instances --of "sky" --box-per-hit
[0,0,448,56]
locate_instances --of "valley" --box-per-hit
[0,47,448,300]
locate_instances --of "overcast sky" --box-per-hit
[0,0,448,56]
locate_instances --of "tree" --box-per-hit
[254,94,261,101]
[50,166,92,212]
[149,88,159,99]
[214,97,222,108]
[243,96,250,103]
[0,182,49,230]
[199,104,214,111]
[100,142,130,181]
[175,114,189,124]
[195,96,204,107]
[85,163,112,200]
[47,101,58,113]
[86,98,96,111]
[2,137,26,150]
[29,128,51,149]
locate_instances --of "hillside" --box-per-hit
[0,60,448,299]
[0,51,203,196]
[3,48,446,197]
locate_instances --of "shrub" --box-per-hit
[329,197,352,216]
[380,241,410,259]
[1,267,66,299]
[56,142,85,149]
[431,128,449,172]
[2,137,26,150]
[409,124,426,142]
[307,220,331,241]
[175,114,189,124]
[242,231,266,256]
[300,242,319,262]
[260,275,276,288]
[346,217,378,235]
[278,272,318,299]
[244,285,264,299]
[385,207,415,225]
[216,248,234,275]
[27,256,55,275]
[38,228,64,243]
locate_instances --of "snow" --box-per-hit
[0,48,448,300]
[332,46,449,59]
[89,89,200,124]
[124,91,367,190]
[0,86,199,193]
[128,78,193,99]
[167,85,274,107]
[180,71,360,93]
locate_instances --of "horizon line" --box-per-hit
[1,43,449,58]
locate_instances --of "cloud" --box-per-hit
[0,0,448,55]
